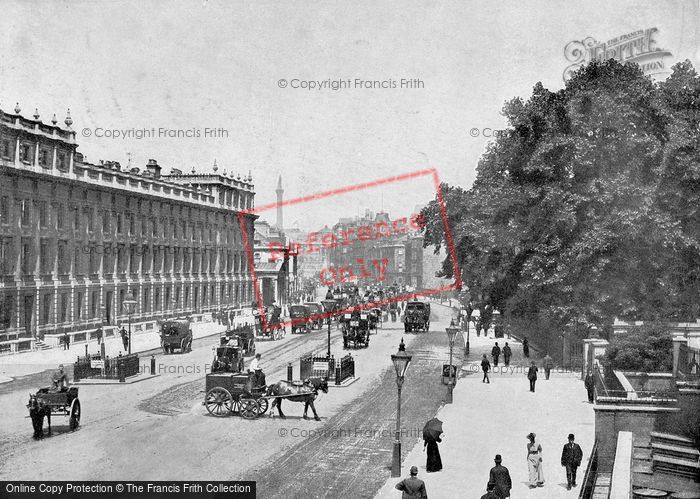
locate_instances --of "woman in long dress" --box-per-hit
[424,433,443,472]
[526,432,545,487]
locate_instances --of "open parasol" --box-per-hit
[423,417,443,441]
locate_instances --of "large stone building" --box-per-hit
[0,105,256,353]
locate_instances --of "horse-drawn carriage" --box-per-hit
[203,372,328,420]
[221,326,256,356]
[404,301,431,332]
[160,319,193,354]
[27,387,81,437]
[368,308,382,332]
[341,310,370,348]
[211,345,245,373]
[304,302,325,329]
[255,306,286,340]
[290,304,312,334]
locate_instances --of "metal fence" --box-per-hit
[592,364,678,405]
[300,352,335,380]
[578,441,598,499]
[335,354,355,385]
[74,353,140,381]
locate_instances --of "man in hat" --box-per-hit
[527,361,538,392]
[394,465,427,498]
[560,433,583,490]
[543,353,554,380]
[50,364,70,392]
[502,342,512,367]
[491,342,501,366]
[584,371,595,403]
[488,454,512,498]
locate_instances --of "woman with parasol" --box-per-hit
[423,418,443,472]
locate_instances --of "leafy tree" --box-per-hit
[421,59,700,342]
[601,323,673,372]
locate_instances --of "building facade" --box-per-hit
[0,105,256,353]
[325,210,424,290]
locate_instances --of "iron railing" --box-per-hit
[578,441,598,499]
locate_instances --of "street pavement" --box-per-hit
[374,332,595,499]
[243,304,460,498]
[0,320,227,381]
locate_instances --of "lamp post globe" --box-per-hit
[391,338,412,478]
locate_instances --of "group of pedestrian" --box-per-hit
[397,433,584,498]
[478,433,582,498]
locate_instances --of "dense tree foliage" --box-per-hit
[422,60,700,338]
[601,324,674,372]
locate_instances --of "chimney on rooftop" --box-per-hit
[146,159,161,179]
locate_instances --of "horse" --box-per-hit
[27,394,51,439]
[266,377,328,421]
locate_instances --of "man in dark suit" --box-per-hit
[488,454,512,498]
[395,465,427,498]
[492,342,501,366]
[560,433,584,490]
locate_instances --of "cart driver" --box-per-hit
[248,353,266,388]
[50,364,70,392]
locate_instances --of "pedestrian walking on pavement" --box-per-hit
[526,433,545,488]
[394,465,427,498]
[481,354,491,383]
[488,454,512,498]
[424,432,443,472]
[584,371,595,403]
[543,354,554,380]
[560,433,583,490]
[63,332,70,350]
[96,327,103,346]
[120,326,129,351]
[502,343,512,366]
[527,361,538,392]
[492,342,501,366]
[522,336,529,357]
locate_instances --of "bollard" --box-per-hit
[287,362,293,382]
[118,360,125,382]
[335,365,341,385]
[151,355,156,375]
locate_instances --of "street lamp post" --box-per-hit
[122,291,137,355]
[446,320,459,404]
[321,300,336,359]
[391,338,412,478]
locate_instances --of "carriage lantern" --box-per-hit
[445,322,459,404]
[122,291,137,355]
[391,338,412,477]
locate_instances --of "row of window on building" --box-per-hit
[0,237,251,277]
[0,137,70,170]
[0,196,245,245]
[0,281,253,330]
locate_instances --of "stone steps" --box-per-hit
[650,432,700,481]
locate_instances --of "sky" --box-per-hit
[1,0,698,230]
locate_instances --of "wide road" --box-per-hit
[0,302,458,499]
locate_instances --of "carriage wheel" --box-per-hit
[205,387,234,417]
[231,397,241,414]
[239,398,260,419]
[256,398,269,416]
[180,339,186,352]
[69,399,81,430]
[161,342,167,354]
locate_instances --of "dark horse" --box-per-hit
[28,394,51,439]
[267,377,328,421]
